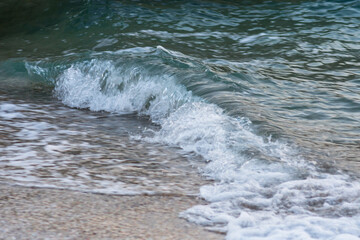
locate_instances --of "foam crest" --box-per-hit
[145,98,360,239]
[54,59,194,123]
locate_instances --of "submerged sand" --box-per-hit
[0,184,222,240]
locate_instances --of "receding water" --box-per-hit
[1,0,360,239]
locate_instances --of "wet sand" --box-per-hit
[0,184,223,240]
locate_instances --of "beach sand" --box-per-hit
[0,184,223,240]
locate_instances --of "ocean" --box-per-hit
[0,0,360,239]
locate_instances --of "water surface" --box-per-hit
[1,1,360,239]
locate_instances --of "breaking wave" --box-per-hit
[25,46,360,240]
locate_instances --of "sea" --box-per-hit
[0,0,360,239]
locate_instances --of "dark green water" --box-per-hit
[1,1,360,239]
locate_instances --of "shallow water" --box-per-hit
[0,93,208,195]
[1,0,360,239]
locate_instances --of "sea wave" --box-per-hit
[25,46,360,239]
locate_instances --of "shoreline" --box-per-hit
[0,184,223,240]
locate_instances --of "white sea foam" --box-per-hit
[25,49,360,239]
[0,103,27,119]
[54,58,194,123]
[148,99,360,239]
[153,103,360,239]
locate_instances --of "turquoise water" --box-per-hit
[1,1,360,239]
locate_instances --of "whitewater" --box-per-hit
[1,0,360,239]
[17,46,360,239]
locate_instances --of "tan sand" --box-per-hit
[0,184,223,240]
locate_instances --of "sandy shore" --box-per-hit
[0,184,223,240]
